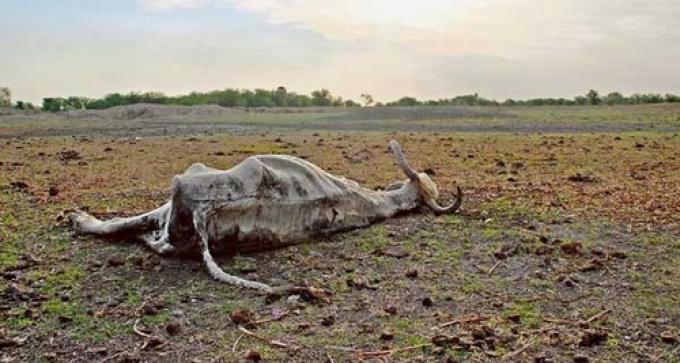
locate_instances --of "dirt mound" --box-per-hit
[65,103,244,120]
[325,106,514,122]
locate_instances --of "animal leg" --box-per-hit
[192,211,332,301]
[71,202,175,255]
[192,211,275,293]
[139,206,175,254]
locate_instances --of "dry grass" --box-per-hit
[1,105,679,362]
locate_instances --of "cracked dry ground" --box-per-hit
[1,131,679,362]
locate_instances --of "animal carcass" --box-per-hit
[70,140,461,293]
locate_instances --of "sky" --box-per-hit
[2,0,680,103]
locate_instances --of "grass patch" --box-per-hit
[504,301,541,329]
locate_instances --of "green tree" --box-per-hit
[311,89,333,106]
[14,101,36,110]
[665,94,680,103]
[273,86,288,107]
[603,92,624,105]
[42,98,65,112]
[360,93,374,107]
[0,87,11,107]
[389,97,420,106]
[586,90,601,105]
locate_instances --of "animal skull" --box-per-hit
[70,140,461,294]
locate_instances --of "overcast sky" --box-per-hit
[2,0,680,103]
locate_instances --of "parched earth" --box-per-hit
[1,105,679,362]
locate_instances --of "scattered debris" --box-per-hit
[58,150,81,161]
[578,329,608,347]
[560,241,583,255]
[244,349,262,361]
[48,185,59,196]
[237,326,289,349]
[230,309,254,325]
[9,181,29,191]
[567,173,598,183]
[659,331,677,344]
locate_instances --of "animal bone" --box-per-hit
[70,140,461,293]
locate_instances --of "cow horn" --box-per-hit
[389,140,418,181]
[389,140,462,214]
[423,186,462,214]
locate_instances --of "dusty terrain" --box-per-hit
[1,104,679,362]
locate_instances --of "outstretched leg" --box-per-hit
[192,209,274,293]
[192,209,331,301]
[70,202,175,254]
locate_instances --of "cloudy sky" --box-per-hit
[2,0,680,103]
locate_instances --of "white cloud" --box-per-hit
[141,0,217,11]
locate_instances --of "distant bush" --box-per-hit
[0,87,11,108]
[38,87,680,112]
[41,87,360,112]
[385,90,680,107]
[14,101,36,111]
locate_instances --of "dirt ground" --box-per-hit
[1,104,679,362]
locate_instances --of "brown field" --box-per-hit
[1,104,679,362]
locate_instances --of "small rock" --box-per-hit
[107,256,125,267]
[535,245,555,255]
[165,321,182,336]
[534,354,555,363]
[567,173,598,183]
[58,315,73,324]
[321,315,335,326]
[422,296,434,307]
[660,330,677,344]
[611,251,627,259]
[297,321,311,330]
[381,246,410,258]
[244,349,261,361]
[384,306,398,315]
[471,327,487,340]
[579,329,608,347]
[560,241,583,255]
[380,330,394,340]
[214,151,225,156]
[58,150,81,161]
[573,353,589,363]
[346,277,375,290]
[9,181,29,191]
[42,352,57,360]
[48,185,59,197]
[230,309,253,325]
[506,314,521,323]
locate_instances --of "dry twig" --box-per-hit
[238,326,289,348]
[488,260,503,275]
[584,308,611,323]
[438,314,489,328]
[132,319,153,339]
[232,334,245,352]
[357,344,431,358]
[502,337,536,361]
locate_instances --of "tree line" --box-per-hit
[386,90,680,107]
[38,87,361,112]
[1,86,679,112]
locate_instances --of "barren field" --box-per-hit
[1,104,679,362]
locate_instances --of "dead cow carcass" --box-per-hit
[70,140,461,293]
